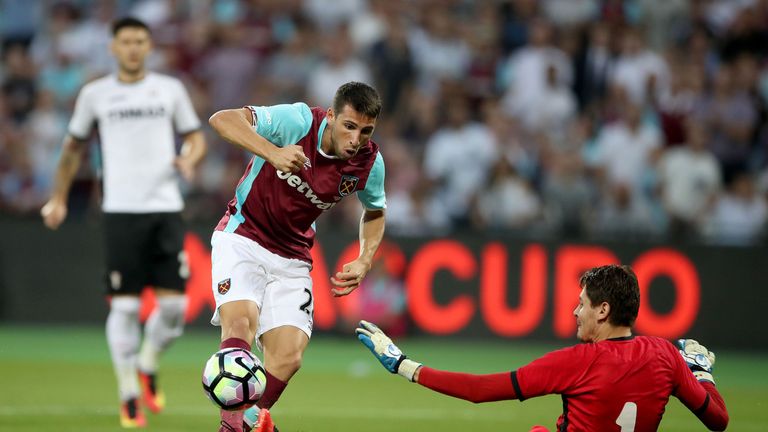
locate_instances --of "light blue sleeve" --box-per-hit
[248,102,313,147]
[357,152,386,209]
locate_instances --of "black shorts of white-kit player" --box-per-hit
[104,212,188,295]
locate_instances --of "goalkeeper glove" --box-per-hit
[677,339,716,384]
[356,320,421,382]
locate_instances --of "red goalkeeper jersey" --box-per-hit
[418,335,728,432]
[514,335,716,431]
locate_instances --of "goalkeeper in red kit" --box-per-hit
[357,264,729,431]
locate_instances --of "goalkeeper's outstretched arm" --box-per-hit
[413,367,519,403]
[355,320,519,403]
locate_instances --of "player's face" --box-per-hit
[574,288,600,342]
[111,27,151,75]
[326,104,376,160]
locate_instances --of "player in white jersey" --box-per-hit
[41,17,207,428]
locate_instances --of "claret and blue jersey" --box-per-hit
[216,103,386,263]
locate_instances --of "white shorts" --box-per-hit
[210,231,314,341]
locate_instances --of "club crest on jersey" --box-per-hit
[217,278,231,295]
[339,175,359,197]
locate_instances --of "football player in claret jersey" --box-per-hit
[358,264,730,432]
[41,17,207,428]
[207,81,386,432]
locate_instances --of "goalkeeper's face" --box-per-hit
[574,288,603,342]
[111,27,152,75]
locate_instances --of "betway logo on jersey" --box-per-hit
[276,170,338,210]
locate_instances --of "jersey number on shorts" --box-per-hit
[615,402,637,431]
[178,251,190,279]
[299,288,313,316]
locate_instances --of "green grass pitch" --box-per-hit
[1,326,766,431]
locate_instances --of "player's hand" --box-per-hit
[330,259,370,297]
[355,320,421,381]
[174,156,197,182]
[267,145,309,173]
[41,199,68,230]
[677,339,716,384]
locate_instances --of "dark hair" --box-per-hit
[579,264,640,327]
[332,82,382,119]
[112,17,151,36]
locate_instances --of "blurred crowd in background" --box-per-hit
[1,0,768,245]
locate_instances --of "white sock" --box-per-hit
[138,295,187,373]
[106,296,142,401]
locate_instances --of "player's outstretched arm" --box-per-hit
[355,321,518,403]
[675,339,729,431]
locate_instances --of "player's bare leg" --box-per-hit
[138,288,186,414]
[220,300,261,343]
[260,325,309,388]
[241,326,308,431]
[217,300,261,431]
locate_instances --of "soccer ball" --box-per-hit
[202,348,267,410]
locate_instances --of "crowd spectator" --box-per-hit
[657,119,722,239]
[307,25,373,107]
[703,171,767,245]
[1,0,767,246]
[472,157,541,230]
[422,95,497,226]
